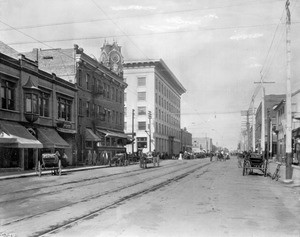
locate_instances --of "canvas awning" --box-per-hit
[0,121,43,148]
[97,129,131,139]
[85,128,101,141]
[37,127,69,148]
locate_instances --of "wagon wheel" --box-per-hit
[243,160,251,176]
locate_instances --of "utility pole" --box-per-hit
[267,109,271,160]
[246,111,250,151]
[285,0,292,179]
[252,97,256,152]
[132,109,135,154]
[148,111,152,153]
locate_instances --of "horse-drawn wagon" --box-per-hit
[242,152,268,176]
[37,153,62,176]
[140,153,159,168]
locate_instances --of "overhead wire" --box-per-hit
[0,0,283,32]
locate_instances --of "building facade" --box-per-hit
[254,94,285,156]
[0,52,77,170]
[192,137,212,153]
[123,60,186,156]
[24,42,128,165]
[180,128,192,153]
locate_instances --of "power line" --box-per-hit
[7,22,299,46]
[90,0,150,60]
[0,0,283,32]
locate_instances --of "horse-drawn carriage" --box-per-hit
[37,153,61,176]
[242,152,268,176]
[140,153,160,168]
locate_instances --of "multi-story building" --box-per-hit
[181,128,192,153]
[254,94,285,155]
[192,137,212,153]
[24,42,128,165]
[123,60,186,156]
[0,50,77,170]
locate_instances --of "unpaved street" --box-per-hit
[1,158,300,237]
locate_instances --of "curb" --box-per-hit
[0,165,109,181]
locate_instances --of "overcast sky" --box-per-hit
[0,0,299,150]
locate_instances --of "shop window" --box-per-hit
[137,137,147,148]
[1,80,15,110]
[85,141,92,148]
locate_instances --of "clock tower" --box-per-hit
[100,40,123,76]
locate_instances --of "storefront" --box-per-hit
[0,121,42,170]
[96,129,130,164]
[36,127,70,165]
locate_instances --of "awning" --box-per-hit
[37,127,69,148]
[0,121,43,148]
[85,128,101,141]
[97,129,131,139]
[57,127,76,134]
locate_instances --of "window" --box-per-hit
[86,101,90,117]
[39,92,50,117]
[137,77,146,86]
[138,92,146,101]
[86,73,90,90]
[78,70,82,86]
[79,99,83,115]
[58,97,72,121]
[138,106,146,115]
[25,93,38,114]
[137,137,147,148]
[138,121,146,130]
[1,80,15,110]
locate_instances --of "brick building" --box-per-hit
[0,51,77,170]
[24,42,128,165]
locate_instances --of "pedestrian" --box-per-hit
[210,152,213,162]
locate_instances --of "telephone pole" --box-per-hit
[132,109,135,154]
[148,111,152,152]
[252,97,256,152]
[285,0,292,179]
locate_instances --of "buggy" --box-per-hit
[140,153,159,169]
[242,152,268,176]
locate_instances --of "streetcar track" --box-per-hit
[36,162,211,237]
[2,162,210,227]
[0,162,184,203]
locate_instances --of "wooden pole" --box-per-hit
[285,0,293,179]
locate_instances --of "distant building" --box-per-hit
[192,137,212,153]
[123,60,186,156]
[181,128,192,153]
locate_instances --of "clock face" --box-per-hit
[110,51,120,63]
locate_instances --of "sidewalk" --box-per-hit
[268,160,300,187]
[0,164,109,180]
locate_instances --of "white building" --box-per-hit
[123,59,186,156]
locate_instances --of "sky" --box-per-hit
[0,0,299,150]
